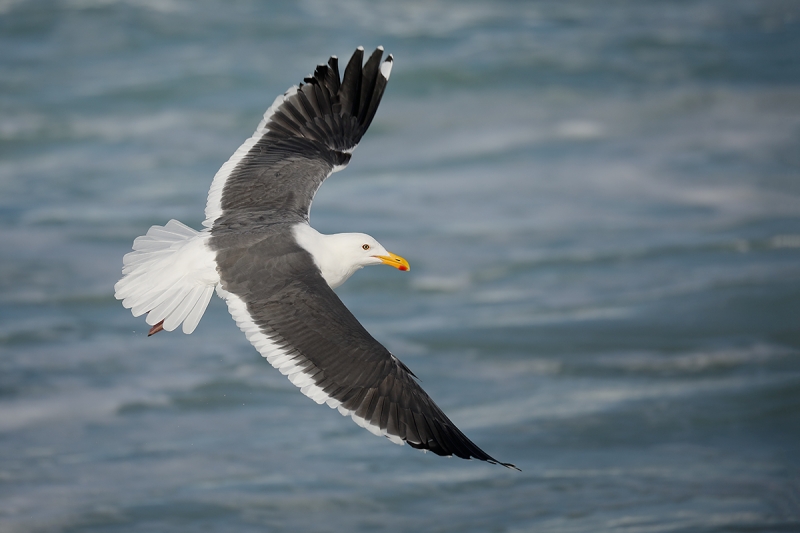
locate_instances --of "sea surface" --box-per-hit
[1,1,799,532]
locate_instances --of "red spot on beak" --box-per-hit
[398,265,408,271]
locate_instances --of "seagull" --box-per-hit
[115,47,515,469]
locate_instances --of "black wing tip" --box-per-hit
[405,430,518,469]
[468,450,519,470]
[412,443,519,470]
[489,458,521,471]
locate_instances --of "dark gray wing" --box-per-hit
[204,47,392,228]
[213,229,516,468]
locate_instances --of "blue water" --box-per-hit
[2,1,800,531]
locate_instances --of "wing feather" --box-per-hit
[205,47,393,230]
[212,230,516,468]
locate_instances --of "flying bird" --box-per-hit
[115,47,515,469]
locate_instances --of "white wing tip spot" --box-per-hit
[380,60,393,79]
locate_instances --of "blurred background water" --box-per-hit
[2,0,800,531]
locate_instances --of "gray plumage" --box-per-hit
[118,46,515,469]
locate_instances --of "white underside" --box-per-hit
[292,223,356,289]
[114,220,219,334]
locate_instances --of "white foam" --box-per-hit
[770,235,800,248]
[554,120,605,140]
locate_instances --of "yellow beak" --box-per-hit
[375,252,410,271]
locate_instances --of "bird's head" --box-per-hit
[340,233,410,271]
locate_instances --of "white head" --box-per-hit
[330,233,408,268]
[293,225,409,289]
[322,233,409,288]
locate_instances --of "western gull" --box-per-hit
[115,47,516,469]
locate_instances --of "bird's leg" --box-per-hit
[148,320,165,336]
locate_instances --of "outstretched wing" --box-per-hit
[212,230,516,468]
[204,47,393,229]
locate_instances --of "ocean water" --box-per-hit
[2,0,800,531]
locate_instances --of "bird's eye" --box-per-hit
[362,244,370,250]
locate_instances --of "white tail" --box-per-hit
[115,219,219,334]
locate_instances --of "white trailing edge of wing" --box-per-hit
[216,285,404,446]
[202,86,299,229]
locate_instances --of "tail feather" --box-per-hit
[115,219,219,335]
[142,285,189,325]
[130,285,178,317]
[122,250,172,272]
[183,286,215,334]
[164,285,205,331]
